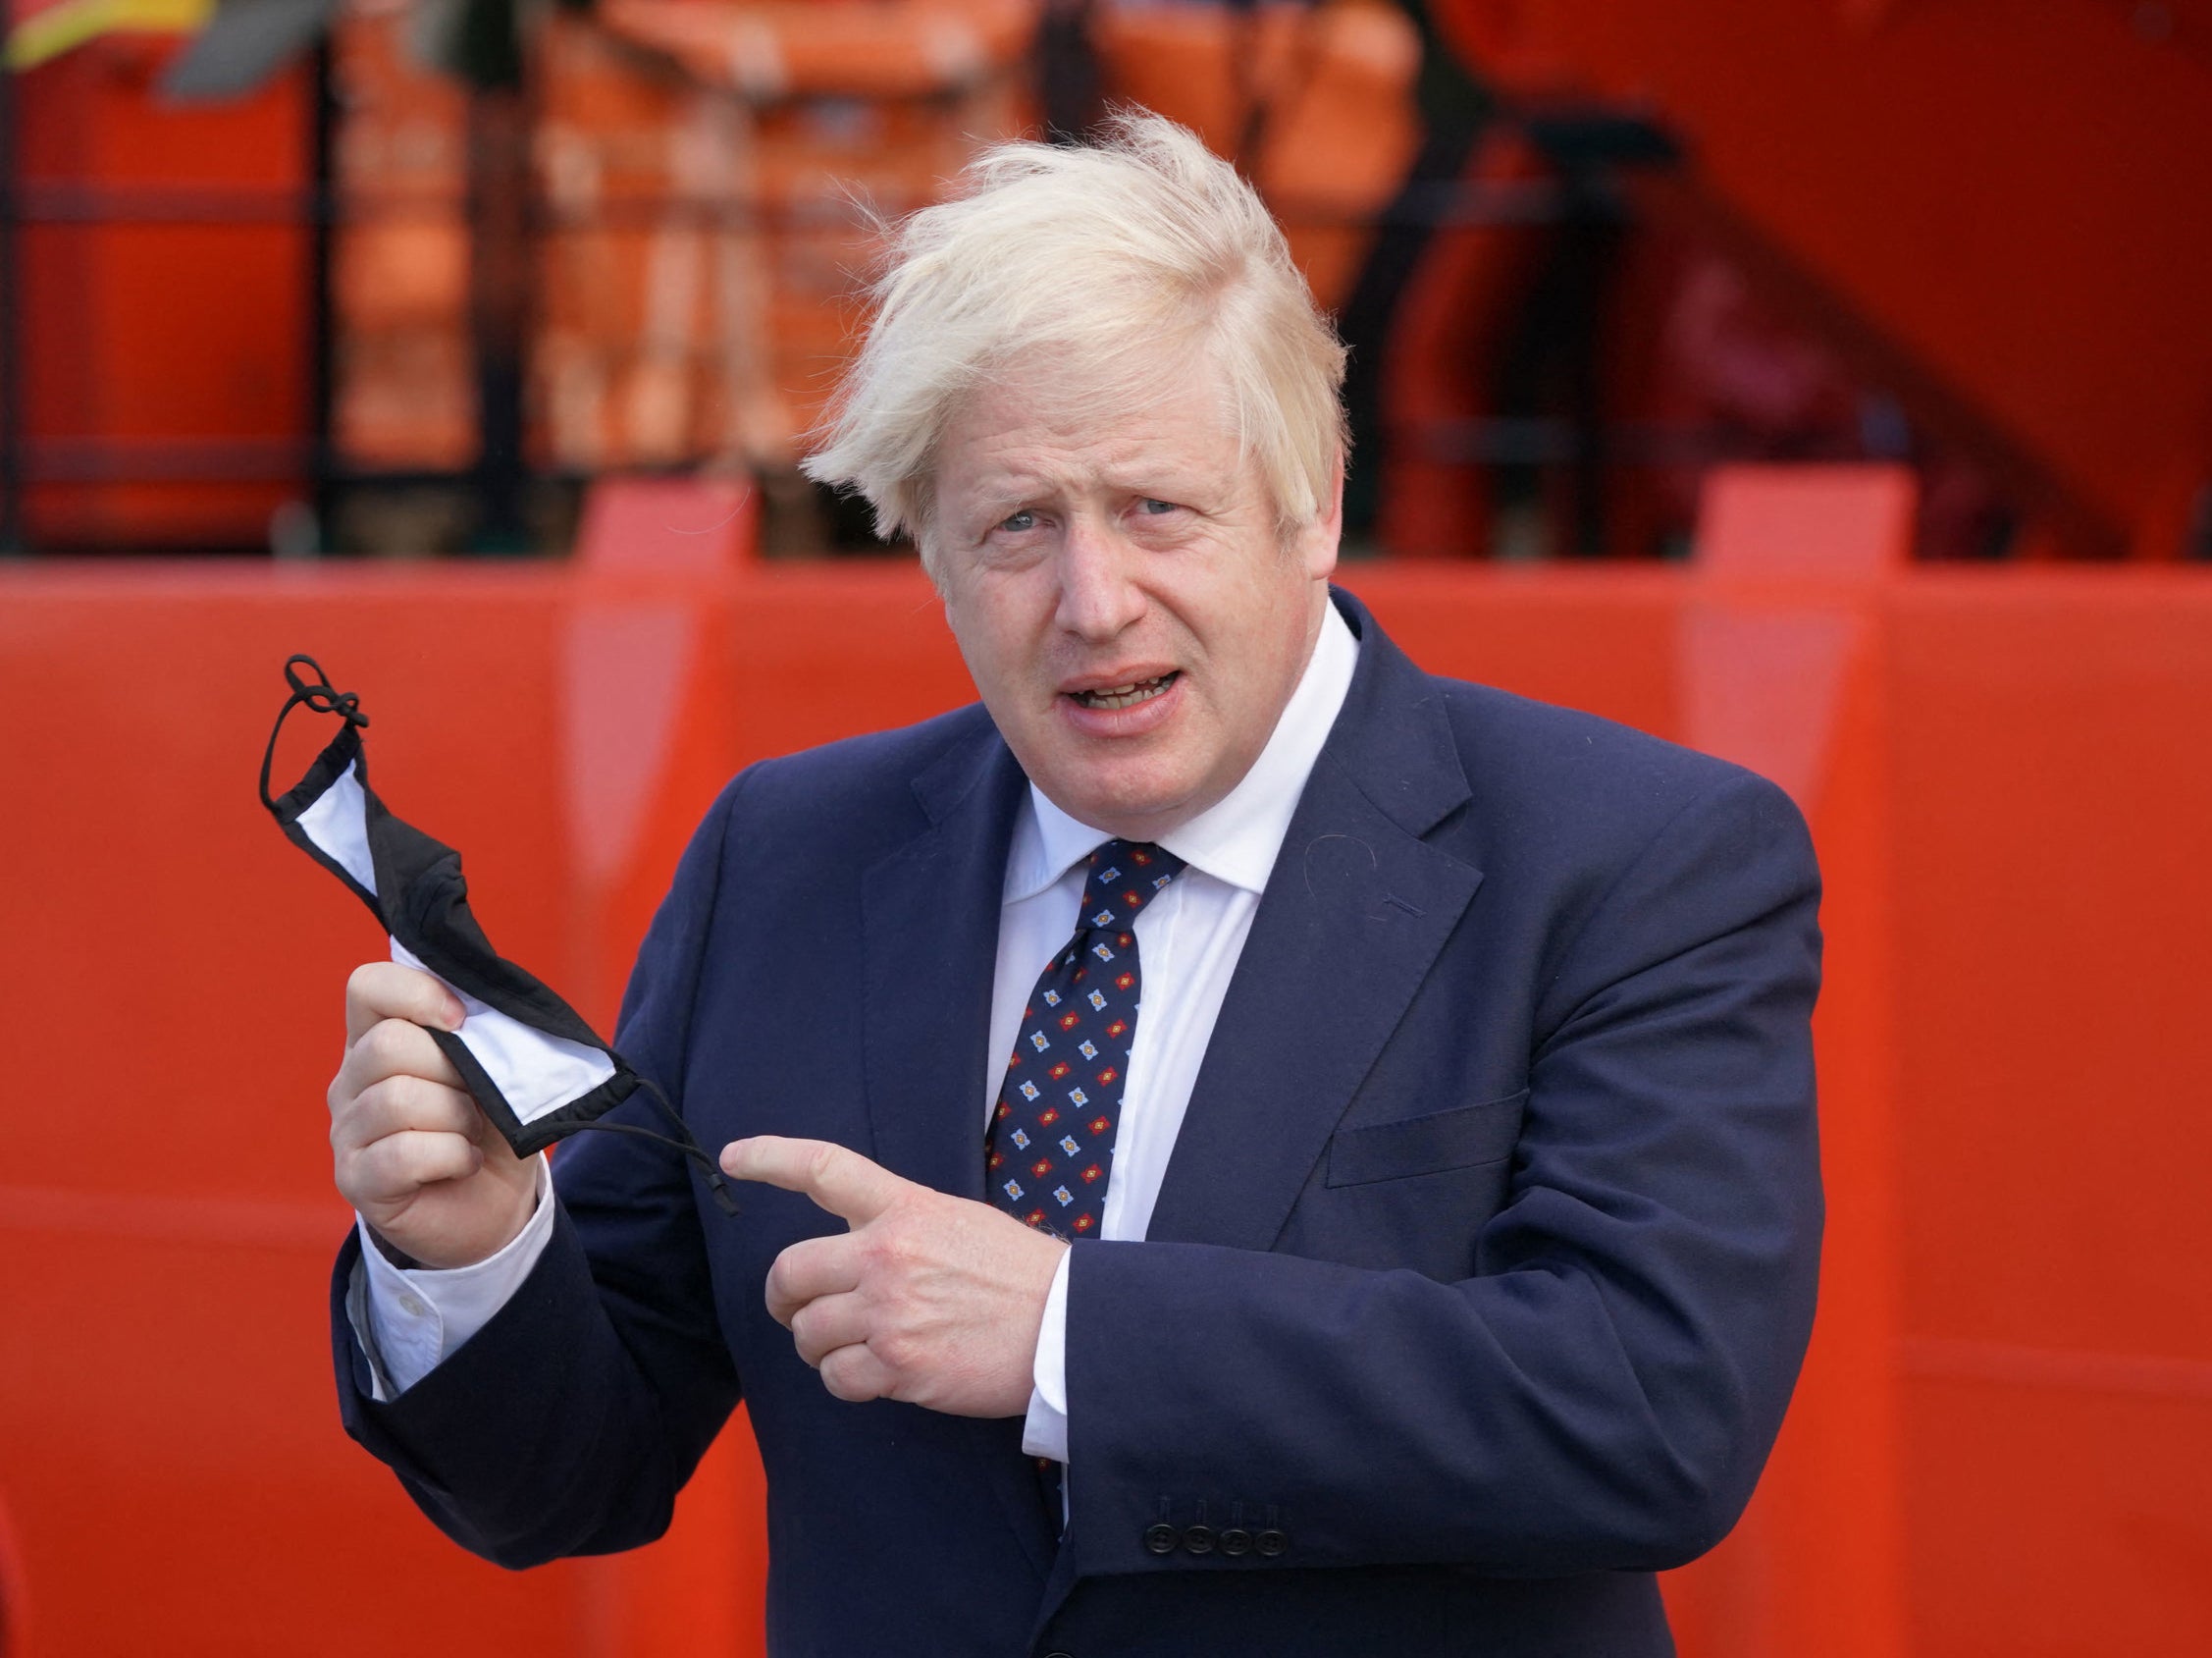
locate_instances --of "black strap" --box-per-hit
[259,653,369,812]
[570,1077,739,1215]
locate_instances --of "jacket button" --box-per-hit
[1218,1526,1253,1556]
[1255,1527,1289,1557]
[1142,1523,1179,1555]
[1042,1651,1075,1658]
[1183,1524,1216,1555]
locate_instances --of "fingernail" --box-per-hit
[442,998,466,1031]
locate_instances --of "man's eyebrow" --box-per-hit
[966,483,1049,521]
[954,451,1221,513]
[1108,466,1224,504]
[957,459,1060,502]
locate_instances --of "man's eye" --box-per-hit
[1137,499,1178,515]
[998,510,1037,533]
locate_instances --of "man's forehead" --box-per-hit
[938,355,1244,491]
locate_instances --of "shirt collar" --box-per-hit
[1003,601,1360,902]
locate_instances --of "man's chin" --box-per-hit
[1039,765,1205,841]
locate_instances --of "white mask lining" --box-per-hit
[294,759,379,895]
[390,938,618,1126]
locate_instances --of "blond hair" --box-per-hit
[802,112,1347,562]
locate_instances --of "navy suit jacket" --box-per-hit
[333,588,1823,1657]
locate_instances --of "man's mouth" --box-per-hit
[1069,671,1179,711]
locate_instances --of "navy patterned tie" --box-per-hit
[986,839,1185,1238]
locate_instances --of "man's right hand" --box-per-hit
[330,962,538,1269]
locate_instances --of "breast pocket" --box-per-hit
[1325,1089,1529,1188]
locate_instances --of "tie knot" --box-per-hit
[1078,839,1185,934]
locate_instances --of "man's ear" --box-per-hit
[1296,453,1345,582]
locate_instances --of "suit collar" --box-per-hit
[1320,585,1473,839]
[909,707,1024,830]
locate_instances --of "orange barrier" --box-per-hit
[3,470,2210,1654]
[0,1487,23,1656]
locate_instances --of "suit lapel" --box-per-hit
[860,725,1027,1199]
[860,724,1062,1573]
[1145,598,1484,1253]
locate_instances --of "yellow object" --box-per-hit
[5,0,215,71]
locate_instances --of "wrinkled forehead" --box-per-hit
[932,336,1250,494]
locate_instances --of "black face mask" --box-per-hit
[260,655,734,1213]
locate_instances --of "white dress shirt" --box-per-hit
[355,604,1359,1453]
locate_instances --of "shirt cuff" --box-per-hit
[348,1154,554,1401]
[1021,1244,1073,1463]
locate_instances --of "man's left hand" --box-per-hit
[720,1135,1067,1418]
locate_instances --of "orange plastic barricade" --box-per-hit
[0,1487,24,1656]
[0,562,606,1656]
[1661,466,1915,1658]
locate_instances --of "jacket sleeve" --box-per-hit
[329,774,749,1568]
[1062,769,1824,1579]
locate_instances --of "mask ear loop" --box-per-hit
[567,1080,741,1215]
[260,653,369,812]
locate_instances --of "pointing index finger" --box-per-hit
[719,1136,910,1227]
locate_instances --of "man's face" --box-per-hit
[927,345,1340,841]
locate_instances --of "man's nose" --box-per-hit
[1052,517,1147,642]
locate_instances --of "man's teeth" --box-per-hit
[1075,673,1174,710]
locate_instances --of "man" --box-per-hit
[327,115,1821,1656]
